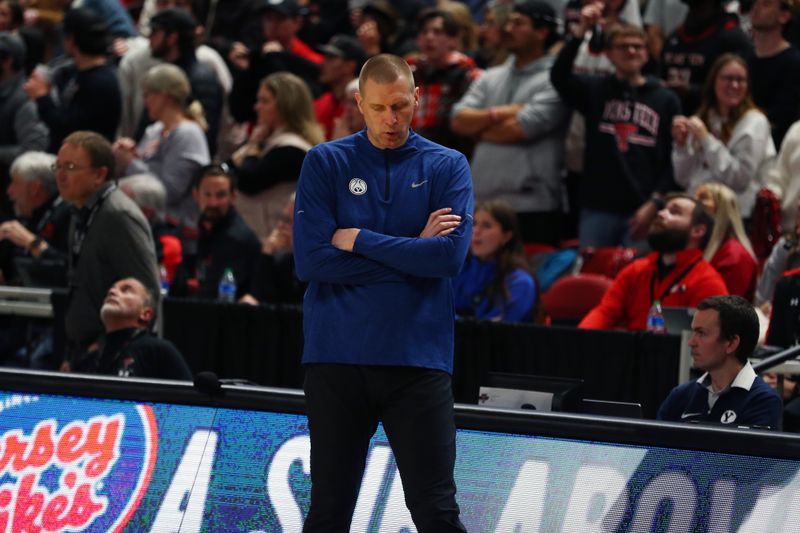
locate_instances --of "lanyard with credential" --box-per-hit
[33,197,63,235]
[70,184,116,264]
[649,257,701,304]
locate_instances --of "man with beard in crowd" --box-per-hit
[579,194,728,330]
[189,163,260,299]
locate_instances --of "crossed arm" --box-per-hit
[294,150,473,283]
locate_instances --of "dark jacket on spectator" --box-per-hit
[250,251,306,305]
[195,207,261,299]
[97,328,192,380]
[0,72,49,181]
[746,46,800,148]
[660,11,752,115]
[229,39,322,123]
[36,63,121,152]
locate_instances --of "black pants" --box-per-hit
[302,364,466,533]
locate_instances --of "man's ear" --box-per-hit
[355,90,364,115]
[725,334,741,357]
[690,223,707,244]
[139,306,154,327]
[96,166,110,186]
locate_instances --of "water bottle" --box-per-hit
[646,300,666,333]
[218,268,236,303]
[159,264,170,296]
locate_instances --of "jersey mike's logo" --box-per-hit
[349,178,367,196]
[0,394,157,532]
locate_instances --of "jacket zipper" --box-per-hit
[383,151,390,201]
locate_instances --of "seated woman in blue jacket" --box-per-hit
[453,200,537,322]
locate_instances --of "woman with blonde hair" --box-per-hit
[229,72,323,240]
[114,64,210,238]
[696,182,758,299]
[673,54,775,221]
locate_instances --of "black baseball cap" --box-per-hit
[318,35,367,65]
[513,0,558,29]
[257,0,305,17]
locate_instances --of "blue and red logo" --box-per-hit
[0,394,157,532]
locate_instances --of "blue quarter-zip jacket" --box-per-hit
[293,129,474,373]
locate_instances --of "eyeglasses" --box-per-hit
[718,74,747,85]
[51,162,94,173]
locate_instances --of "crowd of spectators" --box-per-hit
[0,0,798,426]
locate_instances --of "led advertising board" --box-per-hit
[1,389,800,532]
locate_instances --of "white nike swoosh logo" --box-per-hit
[680,412,703,419]
[411,180,428,188]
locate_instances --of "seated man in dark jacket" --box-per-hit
[96,277,192,380]
[657,295,783,429]
[187,163,260,300]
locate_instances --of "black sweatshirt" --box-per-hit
[747,45,800,148]
[660,11,752,115]
[552,36,681,215]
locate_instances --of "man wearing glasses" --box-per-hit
[552,12,681,248]
[54,131,159,372]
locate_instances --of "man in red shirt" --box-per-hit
[580,194,728,330]
[314,34,367,140]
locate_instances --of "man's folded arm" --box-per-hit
[293,149,407,285]
[353,155,474,278]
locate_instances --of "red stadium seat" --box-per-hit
[580,246,638,278]
[524,242,556,258]
[541,273,612,325]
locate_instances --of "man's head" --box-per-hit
[505,0,558,55]
[605,23,648,79]
[689,295,759,372]
[62,8,108,57]
[750,0,796,33]
[415,9,460,67]
[648,194,714,253]
[149,7,197,61]
[0,32,24,77]
[55,131,114,208]
[258,0,304,45]
[7,151,57,217]
[356,54,418,150]
[192,163,236,224]
[119,174,167,223]
[318,34,366,87]
[100,277,155,332]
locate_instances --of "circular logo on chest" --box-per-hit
[720,410,737,424]
[349,178,367,196]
